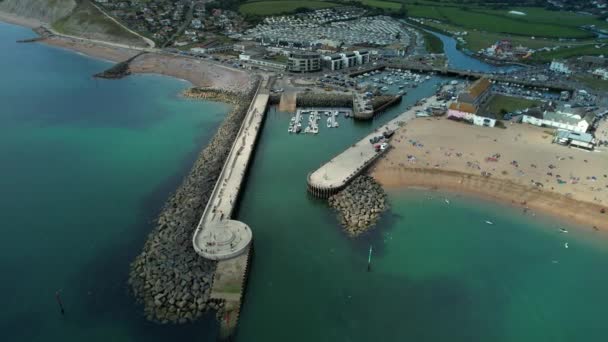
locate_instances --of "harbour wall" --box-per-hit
[128,78,260,325]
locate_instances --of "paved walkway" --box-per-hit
[193,78,269,260]
[308,95,440,194]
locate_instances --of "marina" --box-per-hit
[288,108,353,135]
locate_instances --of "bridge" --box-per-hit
[308,94,440,198]
[192,76,270,338]
[384,62,575,92]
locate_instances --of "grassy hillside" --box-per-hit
[239,0,339,16]
[0,0,76,23]
[52,0,145,47]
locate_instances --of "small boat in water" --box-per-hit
[485,220,494,225]
[564,242,569,249]
[327,118,331,128]
[559,228,568,233]
[444,199,450,204]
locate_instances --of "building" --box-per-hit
[592,68,608,80]
[190,45,232,54]
[239,54,286,70]
[322,51,370,71]
[324,53,345,71]
[522,107,595,133]
[550,60,572,74]
[554,130,596,150]
[446,78,495,127]
[287,52,321,72]
[447,102,496,127]
[457,78,492,107]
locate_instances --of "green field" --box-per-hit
[53,0,144,46]
[424,20,599,53]
[485,94,542,118]
[574,75,608,92]
[533,43,608,62]
[356,1,608,39]
[239,1,339,16]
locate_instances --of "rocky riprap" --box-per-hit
[328,175,388,237]
[128,80,259,324]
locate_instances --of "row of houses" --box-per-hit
[238,49,370,73]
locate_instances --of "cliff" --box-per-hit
[0,0,76,23]
[1,0,146,47]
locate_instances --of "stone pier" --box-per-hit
[192,76,270,338]
[307,94,440,198]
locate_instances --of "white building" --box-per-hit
[592,68,608,80]
[322,51,370,71]
[554,130,596,150]
[550,60,572,74]
[522,108,595,133]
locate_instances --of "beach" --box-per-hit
[0,10,250,91]
[372,118,608,231]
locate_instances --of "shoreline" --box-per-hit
[372,166,608,233]
[0,14,250,91]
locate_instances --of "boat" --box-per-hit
[425,75,431,80]
[559,228,568,233]
[485,220,494,225]
[444,199,450,204]
[327,118,331,128]
[312,127,319,134]
[564,242,569,249]
[295,125,301,134]
[332,121,339,128]
[381,86,389,91]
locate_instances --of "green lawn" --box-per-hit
[360,0,401,10]
[52,0,144,45]
[533,44,608,62]
[424,20,599,53]
[574,75,608,92]
[356,1,607,38]
[485,94,542,118]
[239,1,339,15]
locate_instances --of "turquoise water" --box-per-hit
[3,20,608,342]
[0,23,227,341]
[235,98,608,340]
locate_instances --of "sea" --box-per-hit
[2,21,608,342]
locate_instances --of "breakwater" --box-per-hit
[307,94,440,198]
[94,52,145,79]
[192,77,271,339]
[328,175,388,237]
[128,79,259,325]
[296,93,352,108]
[371,95,402,117]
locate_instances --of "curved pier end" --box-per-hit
[307,94,442,198]
[193,220,252,260]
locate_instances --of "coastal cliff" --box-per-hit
[0,0,147,47]
[128,81,259,324]
[0,0,76,23]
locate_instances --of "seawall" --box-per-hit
[128,79,260,325]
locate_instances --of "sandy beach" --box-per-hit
[372,118,608,231]
[1,11,250,91]
[0,10,42,28]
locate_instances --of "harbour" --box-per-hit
[4,15,608,342]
